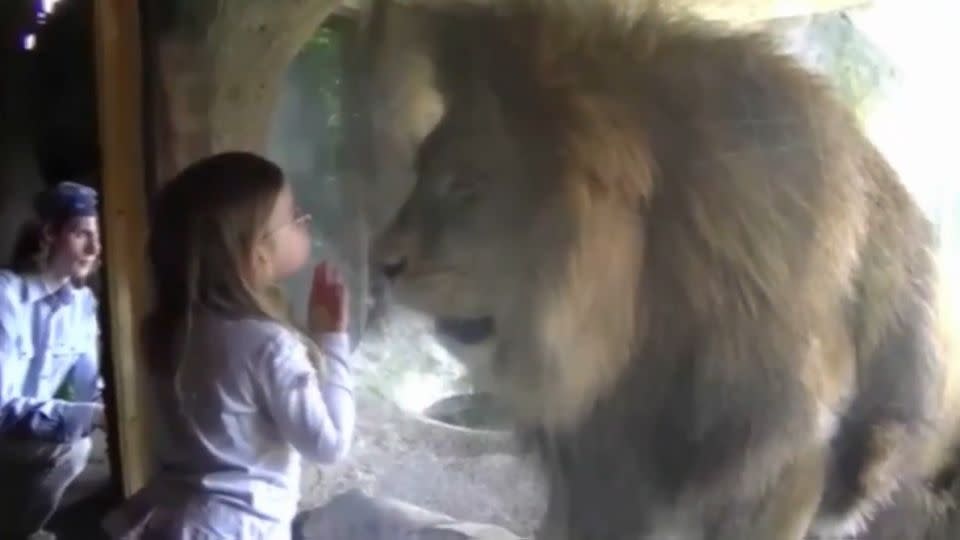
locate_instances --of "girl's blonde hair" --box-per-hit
[143,151,321,376]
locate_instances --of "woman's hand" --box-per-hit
[308,261,349,335]
[92,403,107,432]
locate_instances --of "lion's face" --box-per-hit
[368,13,647,429]
[372,86,556,322]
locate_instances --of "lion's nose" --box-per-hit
[380,256,408,280]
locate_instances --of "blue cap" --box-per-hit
[33,181,99,223]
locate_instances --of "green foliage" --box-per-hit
[804,14,897,121]
[299,26,344,149]
[282,25,345,226]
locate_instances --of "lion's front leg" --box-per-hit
[535,441,827,540]
[711,446,826,540]
[537,487,570,540]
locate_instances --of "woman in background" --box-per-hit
[0,181,105,540]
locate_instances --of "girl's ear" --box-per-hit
[248,238,273,285]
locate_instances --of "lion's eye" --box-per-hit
[437,171,477,199]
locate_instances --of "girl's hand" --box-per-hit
[308,262,349,335]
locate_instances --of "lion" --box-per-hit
[360,1,960,538]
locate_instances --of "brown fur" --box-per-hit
[362,2,960,538]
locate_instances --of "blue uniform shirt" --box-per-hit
[0,270,102,442]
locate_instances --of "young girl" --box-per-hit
[104,152,357,539]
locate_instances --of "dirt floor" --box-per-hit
[300,308,547,535]
[299,393,546,537]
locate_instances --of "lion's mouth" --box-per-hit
[435,316,496,345]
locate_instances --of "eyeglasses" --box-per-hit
[263,207,313,237]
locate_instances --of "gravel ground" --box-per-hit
[299,393,546,537]
[294,307,546,535]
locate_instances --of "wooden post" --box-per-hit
[93,0,153,495]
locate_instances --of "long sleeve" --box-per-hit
[70,289,103,403]
[0,396,101,442]
[0,279,100,442]
[66,352,102,403]
[259,331,356,464]
[66,312,103,403]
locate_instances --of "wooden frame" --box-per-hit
[93,0,152,496]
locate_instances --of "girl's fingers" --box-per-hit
[332,285,348,323]
[311,268,322,301]
[313,266,332,305]
[332,282,345,302]
[313,263,326,287]
[311,262,347,309]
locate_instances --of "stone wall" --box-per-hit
[0,4,44,264]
